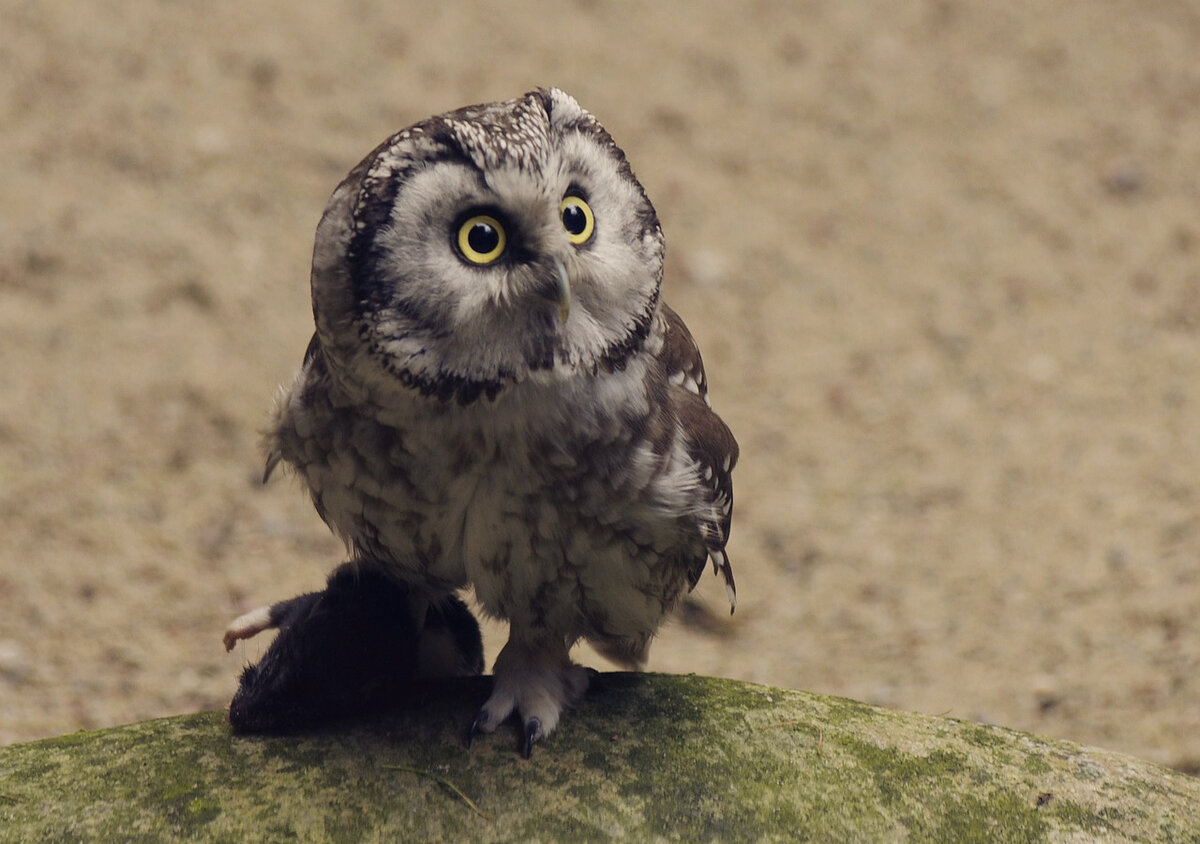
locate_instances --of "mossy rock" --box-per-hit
[1,674,1197,842]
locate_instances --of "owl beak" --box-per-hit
[553,259,571,324]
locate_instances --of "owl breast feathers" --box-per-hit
[232,88,738,756]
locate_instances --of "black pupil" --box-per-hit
[467,222,499,255]
[562,204,587,235]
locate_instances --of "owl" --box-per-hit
[225,88,738,756]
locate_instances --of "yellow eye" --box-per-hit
[456,214,507,264]
[559,195,595,245]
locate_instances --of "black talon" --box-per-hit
[468,710,489,748]
[522,718,542,759]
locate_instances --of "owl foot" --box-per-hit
[468,639,591,757]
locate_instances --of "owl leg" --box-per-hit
[468,633,591,758]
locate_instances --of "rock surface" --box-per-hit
[1,674,1197,842]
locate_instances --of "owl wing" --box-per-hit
[262,333,323,484]
[656,304,739,613]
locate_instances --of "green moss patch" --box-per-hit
[1,674,1197,841]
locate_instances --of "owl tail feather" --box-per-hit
[263,451,282,484]
[709,549,737,614]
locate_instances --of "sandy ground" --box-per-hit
[2,1,1198,772]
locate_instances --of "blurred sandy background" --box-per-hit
[2,1,1198,772]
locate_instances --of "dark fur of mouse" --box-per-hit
[228,562,484,734]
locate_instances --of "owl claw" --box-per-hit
[467,711,486,747]
[522,718,543,758]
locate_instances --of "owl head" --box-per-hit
[309,88,665,405]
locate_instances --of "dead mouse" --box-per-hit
[224,561,483,734]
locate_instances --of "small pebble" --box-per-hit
[1102,159,1143,195]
